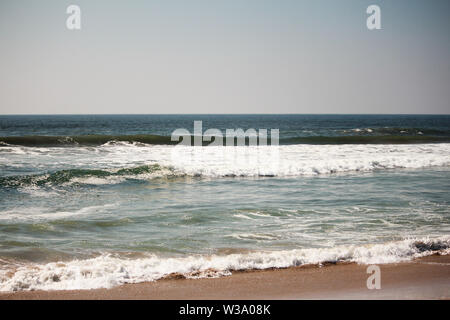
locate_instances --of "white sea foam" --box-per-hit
[144,144,450,178]
[2,144,450,183]
[0,236,448,292]
[0,204,115,222]
[232,214,254,220]
[228,233,281,240]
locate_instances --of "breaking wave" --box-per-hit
[0,165,174,188]
[0,236,448,291]
[1,143,450,188]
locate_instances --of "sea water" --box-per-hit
[0,114,449,291]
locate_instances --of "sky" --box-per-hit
[0,0,449,114]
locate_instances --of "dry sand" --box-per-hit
[1,255,449,300]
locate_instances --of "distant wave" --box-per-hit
[282,135,450,144]
[340,127,449,136]
[0,134,174,147]
[1,133,449,147]
[0,236,448,291]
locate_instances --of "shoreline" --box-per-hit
[1,254,449,300]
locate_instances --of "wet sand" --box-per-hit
[1,255,449,300]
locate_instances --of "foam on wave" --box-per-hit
[1,144,449,188]
[0,236,448,291]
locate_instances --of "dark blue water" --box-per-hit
[1,114,449,140]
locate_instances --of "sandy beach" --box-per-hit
[1,255,448,300]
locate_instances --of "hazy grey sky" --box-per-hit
[0,0,449,114]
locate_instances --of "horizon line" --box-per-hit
[1,113,450,116]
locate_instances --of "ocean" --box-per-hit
[0,114,449,291]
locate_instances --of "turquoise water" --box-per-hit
[0,115,449,291]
